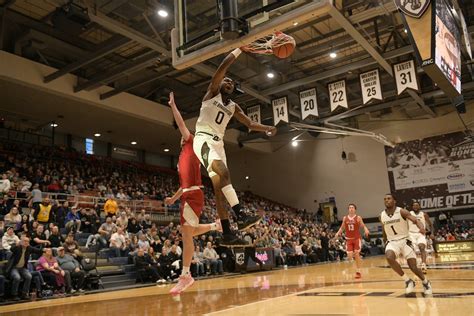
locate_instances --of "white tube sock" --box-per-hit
[221,184,239,207]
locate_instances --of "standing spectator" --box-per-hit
[6,236,42,300]
[65,208,81,233]
[320,231,330,262]
[2,226,20,258]
[56,247,85,293]
[104,197,118,218]
[0,173,11,195]
[29,184,42,209]
[4,207,21,231]
[110,227,127,257]
[36,248,67,292]
[33,197,53,226]
[203,242,223,275]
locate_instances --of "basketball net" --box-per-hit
[241,31,295,55]
[289,122,396,147]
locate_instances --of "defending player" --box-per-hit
[380,194,432,295]
[166,92,221,295]
[334,203,369,279]
[409,201,433,274]
[193,48,277,246]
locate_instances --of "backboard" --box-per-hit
[171,0,333,69]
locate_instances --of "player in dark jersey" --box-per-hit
[335,203,369,279]
[166,92,221,295]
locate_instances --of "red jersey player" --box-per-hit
[166,92,221,295]
[335,203,369,279]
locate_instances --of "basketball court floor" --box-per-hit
[2,253,473,316]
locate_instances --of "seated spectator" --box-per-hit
[0,195,10,218]
[110,227,127,257]
[48,225,65,249]
[104,197,118,218]
[191,245,205,277]
[63,233,83,261]
[36,248,68,293]
[138,233,151,251]
[116,211,129,230]
[2,226,19,259]
[65,208,81,233]
[135,248,162,283]
[0,173,11,195]
[20,214,30,234]
[80,208,99,234]
[128,217,142,235]
[56,247,85,293]
[6,236,42,300]
[4,207,21,231]
[33,197,53,226]
[203,242,223,275]
[85,217,116,249]
[30,224,51,258]
[54,201,71,229]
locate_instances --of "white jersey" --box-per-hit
[409,211,426,233]
[380,207,409,241]
[195,94,236,139]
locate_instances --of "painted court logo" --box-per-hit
[395,0,431,18]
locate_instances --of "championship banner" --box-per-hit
[328,80,348,112]
[272,97,289,125]
[359,69,383,104]
[384,131,474,210]
[393,60,419,95]
[247,105,261,124]
[299,88,318,120]
[395,0,461,98]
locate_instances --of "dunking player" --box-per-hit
[166,92,221,294]
[334,203,369,279]
[409,201,433,274]
[380,194,432,295]
[193,48,277,246]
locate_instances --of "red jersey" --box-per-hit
[178,135,202,189]
[343,215,361,239]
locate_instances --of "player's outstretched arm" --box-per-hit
[168,92,191,142]
[359,216,370,237]
[204,48,242,100]
[400,209,426,234]
[165,188,183,206]
[233,104,277,136]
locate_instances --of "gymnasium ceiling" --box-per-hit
[0,0,473,148]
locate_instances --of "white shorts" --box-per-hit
[193,132,227,178]
[385,238,416,260]
[409,232,427,247]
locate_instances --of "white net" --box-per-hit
[241,31,296,55]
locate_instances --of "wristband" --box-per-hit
[230,48,242,58]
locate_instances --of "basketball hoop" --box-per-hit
[241,31,296,56]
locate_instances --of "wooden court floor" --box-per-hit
[1,252,473,316]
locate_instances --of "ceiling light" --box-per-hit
[94,133,101,137]
[157,9,168,17]
[404,29,408,33]
[131,141,137,145]
[164,148,170,152]
[292,140,298,147]
[245,176,250,180]
[267,72,275,79]
[329,52,337,59]
[50,123,58,127]
[293,21,298,26]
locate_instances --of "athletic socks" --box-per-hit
[401,274,410,282]
[182,266,190,276]
[221,219,232,235]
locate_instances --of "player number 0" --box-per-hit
[215,111,225,125]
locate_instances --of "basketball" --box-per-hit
[273,42,295,59]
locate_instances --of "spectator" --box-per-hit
[36,248,68,292]
[0,195,10,218]
[54,201,71,229]
[110,227,127,257]
[116,211,129,230]
[135,248,162,283]
[65,207,81,233]
[0,173,11,195]
[85,216,116,249]
[30,224,51,257]
[63,233,83,261]
[81,208,99,234]
[203,242,223,275]
[33,197,53,226]
[104,197,118,218]
[128,217,142,235]
[2,226,20,258]
[56,247,85,293]
[29,184,42,209]
[138,233,150,251]
[6,236,42,300]
[192,245,205,277]
[48,225,65,249]
[4,207,21,231]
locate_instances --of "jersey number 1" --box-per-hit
[215,111,224,125]
[390,225,398,235]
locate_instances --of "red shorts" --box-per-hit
[180,189,204,227]
[346,238,361,253]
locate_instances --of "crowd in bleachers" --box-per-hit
[0,141,472,303]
